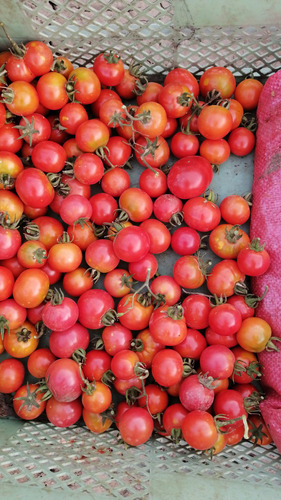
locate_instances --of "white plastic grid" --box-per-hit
[17,0,281,76]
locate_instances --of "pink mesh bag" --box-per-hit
[250,69,281,451]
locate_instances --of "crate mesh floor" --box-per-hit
[0,422,281,498]
[17,0,281,77]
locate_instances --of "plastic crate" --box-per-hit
[1,1,281,499]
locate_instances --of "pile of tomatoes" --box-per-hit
[0,31,275,454]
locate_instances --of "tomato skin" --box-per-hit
[89,192,118,226]
[183,197,221,232]
[220,195,250,225]
[4,321,39,358]
[59,102,88,135]
[209,224,250,259]
[101,167,130,197]
[0,257,25,279]
[24,41,53,76]
[205,327,237,348]
[174,328,207,360]
[139,166,168,198]
[62,268,92,297]
[170,132,199,158]
[83,409,112,434]
[231,347,260,384]
[161,117,178,138]
[179,374,214,412]
[237,244,270,277]
[119,187,153,223]
[37,72,69,110]
[137,82,163,105]
[135,102,167,138]
[0,358,25,393]
[91,88,121,116]
[68,67,101,105]
[153,194,183,223]
[173,255,205,289]
[93,53,124,86]
[13,269,49,308]
[182,411,218,450]
[113,375,142,396]
[27,348,56,378]
[227,295,255,320]
[13,384,46,420]
[78,289,114,330]
[0,265,14,300]
[200,138,230,165]
[135,135,169,170]
[117,294,154,331]
[76,119,110,153]
[149,305,187,346]
[53,56,74,78]
[150,275,181,306]
[158,83,192,118]
[82,381,112,414]
[164,68,199,98]
[60,195,92,226]
[207,260,245,297]
[5,55,35,82]
[0,124,23,153]
[163,403,189,435]
[234,79,263,110]
[140,219,171,254]
[46,358,84,402]
[199,67,236,99]
[48,242,82,273]
[228,128,255,156]
[167,156,213,200]
[17,240,48,269]
[198,105,233,140]
[213,389,248,431]
[200,345,235,379]
[49,322,89,358]
[151,349,183,387]
[32,140,67,174]
[236,317,272,353]
[111,349,139,380]
[0,225,22,261]
[15,168,55,208]
[4,81,39,116]
[248,415,273,446]
[83,350,112,381]
[182,294,211,330]
[46,397,82,428]
[128,253,158,282]
[138,384,169,414]
[0,151,23,189]
[113,225,151,263]
[225,425,245,445]
[103,268,132,298]
[208,304,242,336]
[135,328,165,369]
[119,407,154,446]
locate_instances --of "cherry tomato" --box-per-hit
[135,135,169,169]
[237,239,270,276]
[236,317,272,352]
[149,304,187,346]
[48,239,82,273]
[164,68,199,98]
[182,410,218,450]
[183,196,221,232]
[82,381,112,414]
[0,265,14,301]
[198,105,233,140]
[234,79,263,110]
[46,397,82,428]
[167,156,213,199]
[3,81,39,116]
[207,260,245,297]
[117,293,154,331]
[170,132,199,158]
[15,168,55,208]
[152,349,183,387]
[220,195,250,225]
[173,255,206,289]
[174,328,207,359]
[78,289,114,330]
[153,194,183,224]
[68,67,101,105]
[208,303,242,336]
[179,374,215,412]
[150,275,181,306]
[119,187,153,222]
[228,128,255,156]
[27,348,56,378]
[213,389,247,432]
[200,138,230,165]
[13,268,49,308]
[37,72,69,110]
[135,102,167,138]
[140,219,171,254]
[83,409,112,434]
[0,358,25,393]
[119,407,154,446]
[0,124,23,153]
[182,294,211,329]
[199,67,236,99]
[4,321,39,358]
[102,323,133,356]
[227,295,255,320]
[113,225,150,263]
[200,345,235,379]
[248,415,272,445]
[163,403,189,436]
[128,253,158,282]
[13,383,46,420]
[158,83,192,118]
[101,167,130,197]
[209,224,250,259]
[93,52,124,86]
[103,268,133,298]
[138,384,169,414]
[83,350,112,381]
[135,328,165,369]
[46,358,84,402]
[76,119,110,153]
